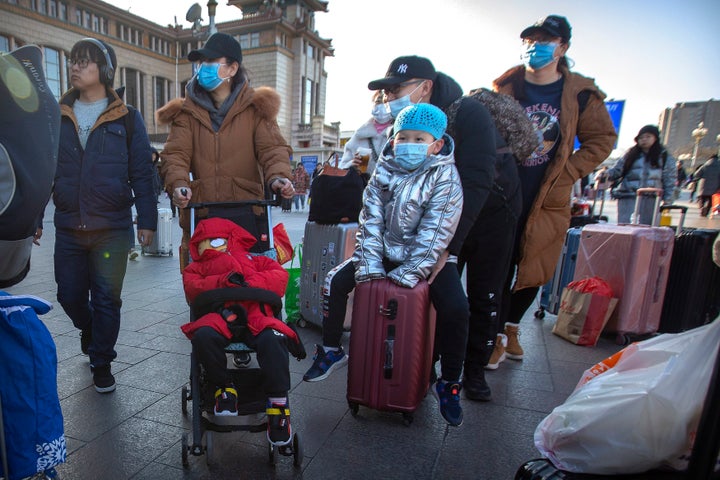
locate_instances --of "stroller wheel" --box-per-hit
[268,442,277,466]
[232,352,252,368]
[292,432,304,467]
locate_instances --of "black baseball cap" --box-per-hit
[188,33,243,64]
[521,15,572,42]
[367,56,437,91]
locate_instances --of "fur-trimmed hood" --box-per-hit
[155,85,281,127]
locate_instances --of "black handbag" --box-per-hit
[308,156,364,224]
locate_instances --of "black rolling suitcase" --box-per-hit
[515,336,720,480]
[659,204,720,333]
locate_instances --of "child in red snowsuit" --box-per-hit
[180,217,302,446]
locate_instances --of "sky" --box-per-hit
[106,0,720,154]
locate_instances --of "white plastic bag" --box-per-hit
[535,319,720,475]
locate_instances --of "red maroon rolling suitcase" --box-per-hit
[346,279,436,424]
[573,226,674,344]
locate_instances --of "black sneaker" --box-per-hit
[464,367,491,402]
[80,325,92,355]
[93,365,116,393]
[214,387,238,416]
[266,401,292,446]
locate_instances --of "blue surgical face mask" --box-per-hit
[521,41,559,70]
[371,103,393,124]
[393,142,430,171]
[385,81,425,118]
[196,62,229,91]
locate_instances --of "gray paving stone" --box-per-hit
[115,351,190,394]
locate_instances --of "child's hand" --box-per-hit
[227,272,248,287]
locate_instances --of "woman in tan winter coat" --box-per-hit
[157,33,294,266]
[490,15,617,368]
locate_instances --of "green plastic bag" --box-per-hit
[284,244,302,323]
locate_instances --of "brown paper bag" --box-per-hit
[553,287,618,346]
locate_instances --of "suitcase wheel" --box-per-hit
[348,402,359,417]
[402,412,413,427]
[534,307,545,320]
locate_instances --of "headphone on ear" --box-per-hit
[80,37,115,84]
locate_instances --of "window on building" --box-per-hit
[32,0,47,14]
[238,32,260,50]
[100,17,107,34]
[154,77,167,111]
[124,68,144,115]
[0,35,9,52]
[44,46,62,100]
[58,2,66,20]
[92,15,99,32]
[302,77,313,124]
[307,43,314,60]
[48,0,56,17]
[75,9,81,25]
[84,11,90,28]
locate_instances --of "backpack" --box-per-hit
[445,88,540,162]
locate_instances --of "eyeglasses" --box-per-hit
[382,80,424,96]
[66,57,92,69]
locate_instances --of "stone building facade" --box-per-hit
[0,0,338,163]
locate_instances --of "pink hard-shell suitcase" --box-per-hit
[346,278,436,424]
[573,224,674,344]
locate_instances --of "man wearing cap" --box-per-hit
[367,56,523,402]
[492,15,617,368]
[158,32,294,267]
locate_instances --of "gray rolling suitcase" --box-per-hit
[298,221,358,327]
[142,207,173,256]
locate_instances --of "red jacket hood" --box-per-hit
[189,217,257,261]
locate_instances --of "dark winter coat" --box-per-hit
[54,88,157,232]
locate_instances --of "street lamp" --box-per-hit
[691,121,708,170]
[207,0,218,36]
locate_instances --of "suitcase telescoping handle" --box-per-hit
[659,204,688,231]
[632,187,663,226]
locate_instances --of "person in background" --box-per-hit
[492,15,617,370]
[157,33,294,269]
[54,37,157,393]
[606,124,676,224]
[303,103,469,426]
[693,154,720,217]
[674,160,687,201]
[339,90,393,178]
[291,163,310,212]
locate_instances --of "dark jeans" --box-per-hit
[191,327,290,397]
[699,195,713,217]
[459,199,519,370]
[54,227,128,368]
[323,259,469,381]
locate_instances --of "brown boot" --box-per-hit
[485,334,506,370]
[504,323,524,360]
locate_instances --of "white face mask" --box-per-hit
[371,103,393,124]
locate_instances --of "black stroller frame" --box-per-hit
[180,198,303,468]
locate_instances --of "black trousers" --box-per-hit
[323,259,469,381]
[458,197,519,370]
[191,327,290,397]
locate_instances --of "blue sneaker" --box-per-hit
[434,379,463,426]
[303,344,348,382]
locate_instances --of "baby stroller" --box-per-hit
[179,197,303,468]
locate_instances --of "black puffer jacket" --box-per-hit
[430,73,521,253]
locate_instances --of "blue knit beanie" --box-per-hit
[393,103,447,140]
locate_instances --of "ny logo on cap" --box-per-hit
[397,64,408,74]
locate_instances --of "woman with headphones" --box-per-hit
[54,37,158,394]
